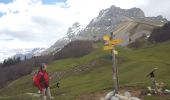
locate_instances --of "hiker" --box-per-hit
[34,63,52,100]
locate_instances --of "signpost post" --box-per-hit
[103,32,122,94]
[112,47,119,94]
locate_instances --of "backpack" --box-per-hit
[32,71,44,87]
[33,71,39,87]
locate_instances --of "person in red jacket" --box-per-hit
[36,63,52,100]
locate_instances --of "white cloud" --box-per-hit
[138,0,170,19]
[0,0,170,61]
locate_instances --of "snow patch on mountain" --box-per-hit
[42,22,84,55]
[13,48,46,60]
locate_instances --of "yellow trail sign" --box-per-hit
[104,45,114,50]
[103,35,110,41]
[109,39,122,45]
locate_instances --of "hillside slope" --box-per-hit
[111,18,165,46]
[0,41,170,100]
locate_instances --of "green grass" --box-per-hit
[144,96,170,100]
[47,45,108,72]
[1,41,170,100]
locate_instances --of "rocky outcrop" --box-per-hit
[147,15,168,22]
[87,6,145,28]
[66,22,84,41]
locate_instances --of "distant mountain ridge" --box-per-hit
[43,5,168,55]
[87,6,145,27]
[13,48,45,60]
[77,5,167,40]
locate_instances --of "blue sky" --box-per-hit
[42,0,67,4]
[0,12,5,17]
[41,0,67,5]
[0,0,67,4]
[0,0,12,4]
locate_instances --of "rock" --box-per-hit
[104,91,140,100]
[100,97,106,100]
[164,89,170,94]
[147,93,151,96]
[111,96,120,100]
[105,91,115,100]
[147,15,168,23]
[66,22,84,41]
[116,94,140,100]
[115,94,131,100]
[124,91,131,98]
[131,97,140,100]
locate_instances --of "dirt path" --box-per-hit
[50,59,102,81]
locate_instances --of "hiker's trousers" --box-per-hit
[39,87,52,100]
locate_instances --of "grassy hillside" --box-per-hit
[0,41,170,100]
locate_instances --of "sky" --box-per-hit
[0,0,170,62]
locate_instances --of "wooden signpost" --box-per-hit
[103,32,122,94]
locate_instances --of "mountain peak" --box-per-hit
[72,22,81,28]
[127,7,145,17]
[87,5,145,27]
[66,22,84,40]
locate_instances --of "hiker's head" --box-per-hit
[40,63,47,71]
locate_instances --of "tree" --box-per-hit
[2,57,21,67]
[24,56,27,61]
[16,57,21,63]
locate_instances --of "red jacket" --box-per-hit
[36,70,49,91]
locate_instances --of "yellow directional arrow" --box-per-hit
[108,39,122,45]
[103,35,110,41]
